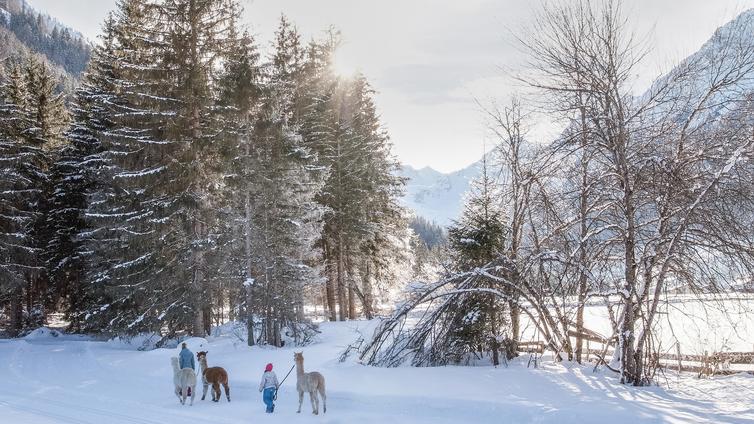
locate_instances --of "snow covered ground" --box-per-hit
[0,320,752,424]
[516,295,754,354]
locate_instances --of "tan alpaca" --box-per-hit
[294,352,327,415]
[196,351,230,402]
[170,357,196,406]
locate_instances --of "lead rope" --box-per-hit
[274,364,296,401]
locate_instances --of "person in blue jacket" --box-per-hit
[179,342,195,370]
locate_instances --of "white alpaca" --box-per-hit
[171,357,197,405]
[294,352,327,415]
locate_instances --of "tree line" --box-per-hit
[0,0,406,346]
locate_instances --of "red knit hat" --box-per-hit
[265,363,273,372]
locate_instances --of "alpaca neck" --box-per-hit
[199,358,208,373]
[172,361,180,374]
[296,360,305,376]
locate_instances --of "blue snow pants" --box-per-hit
[263,387,276,413]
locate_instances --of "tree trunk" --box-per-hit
[508,270,521,344]
[619,301,637,384]
[244,186,255,345]
[620,148,640,385]
[27,273,46,329]
[362,261,374,319]
[246,286,255,347]
[325,242,338,321]
[509,299,520,342]
[192,218,206,336]
[187,0,206,338]
[202,306,212,335]
[575,281,587,363]
[193,297,205,336]
[265,311,274,345]
[347,284,356,319]
[9,286,23,337]
[296,284,305,322]
[575,107,589,364]
[337,233,347,321]
[347,258,356,320]
[322,286,329,321]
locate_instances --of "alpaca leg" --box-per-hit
[190,385,195,406]
[212,383,221,402]
[181,388,187,405]
[297,390,303,413]
[223,382,230,402]
[202,382,208,401]
[319,385,327,414]
[310,391,318,415]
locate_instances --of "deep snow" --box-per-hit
[0,320,752,424]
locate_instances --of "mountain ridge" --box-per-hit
[399,154,488,227]
[0,0,90,78]
[399,8,754,227]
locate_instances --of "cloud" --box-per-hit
[379,63,489,105]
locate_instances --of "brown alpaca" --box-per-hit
[294,352,326,415]
[196,351,230,402]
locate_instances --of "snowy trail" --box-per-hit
[0,322,752,424]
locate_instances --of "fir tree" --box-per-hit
[45,15,117,332]
[214,25,263,345]
[446,158,507,355]
[448,158,505,269]
[231,17,324,345]
[0,54,67,335]
[83,0,172,335]
[85,0,255,337]
[312,73,406,321]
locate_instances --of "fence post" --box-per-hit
[586,339,590,363]
[676,342,682,373]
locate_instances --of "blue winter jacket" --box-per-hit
[179,347,195,370]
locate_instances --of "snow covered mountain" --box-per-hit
[400,9,754,228]
[640,8,754,128]
[0,0,90,78]
[399,157,484,227]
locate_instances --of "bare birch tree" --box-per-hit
[521,0,754,385]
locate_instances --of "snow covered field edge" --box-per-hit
[0,320,753,423]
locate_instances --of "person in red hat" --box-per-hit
[259,363,279,413]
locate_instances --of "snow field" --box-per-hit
[0,319,752,423]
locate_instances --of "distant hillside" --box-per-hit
[0,0,90,78]
[408,216,447,248]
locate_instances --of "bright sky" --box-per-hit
[26,0,754,172]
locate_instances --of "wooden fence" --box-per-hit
[517,328,754,376]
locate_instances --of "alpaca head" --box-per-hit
[294,351,304,364]
[197,351,207,363]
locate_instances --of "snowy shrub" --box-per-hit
[24,327,63,340]
[107,332,181,351]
